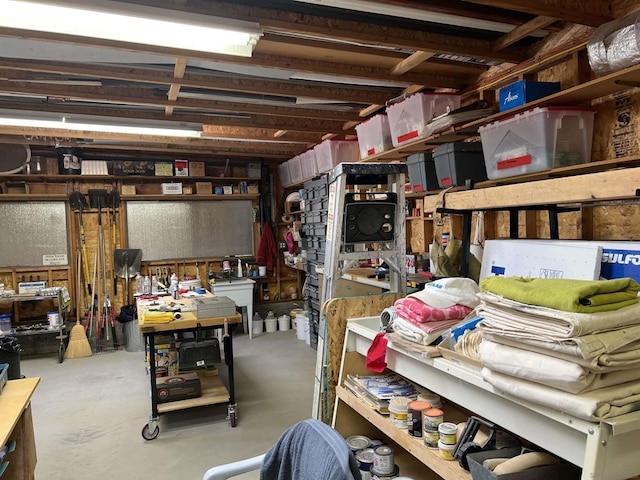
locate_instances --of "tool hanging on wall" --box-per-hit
[108,190,120,295]
[69,191,91,297]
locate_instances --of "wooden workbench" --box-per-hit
[0,377,40,480]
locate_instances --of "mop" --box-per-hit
[65,254,92,359]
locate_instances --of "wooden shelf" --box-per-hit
[360,63,640,163]
[120,194,259,201]
[337,386,471,480]
[0,174,258,182]
[157,372,229,414]
[0,194,68,201]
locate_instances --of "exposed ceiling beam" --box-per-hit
[0,125,303,154]
[461,0,612,26]
[0,57,402,105]
[165,56,188,116]
[492,16,558,51]
[0,100,351,135]
[390,51,436,75]
[0,79,361,122]
[202,1,529,63]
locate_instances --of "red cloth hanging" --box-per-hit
[365,332,388,373]
[256,222,278,272]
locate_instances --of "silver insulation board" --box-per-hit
[126,201,254,261]
[0,202,69,267]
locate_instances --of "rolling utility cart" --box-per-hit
[137,295,242,441]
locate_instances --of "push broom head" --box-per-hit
[65,253,92,359]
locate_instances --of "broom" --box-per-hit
[66,253,92,358]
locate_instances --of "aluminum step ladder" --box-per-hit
[312,162,407,422]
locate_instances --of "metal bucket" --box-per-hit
[123,319,144,352]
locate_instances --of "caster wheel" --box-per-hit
[58,343,65,363]
[229,411,237,427]
[141,423,160,441]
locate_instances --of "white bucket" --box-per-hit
[278,315,290,331]
[265,318,277,333]
[47,311,61,327]
[252,319,264,335]
[304,321,311,346]
[296,315,308,341]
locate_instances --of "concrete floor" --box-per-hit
[21,327,317,480]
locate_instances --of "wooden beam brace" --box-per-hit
[461,0,612,26]
[492,16,558,51]
[0,79,361,122]
[390,51,436,75]
[165,56,188,116]
[0,99,352,135]
[0,57,403,104]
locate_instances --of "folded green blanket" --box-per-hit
[481,277,640,313]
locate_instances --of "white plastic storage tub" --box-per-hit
[300,149,318,180]
[478,107,596,180]
[386,93,460,147]
[288,155,304,185]
[278,162,291,188]
[355,114,393,158]
[314,139,359,173]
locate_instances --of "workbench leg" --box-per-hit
[142,333,160,440]
[225,326,238,427]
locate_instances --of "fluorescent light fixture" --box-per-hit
[1,0,263,57]
[0,116,202,137]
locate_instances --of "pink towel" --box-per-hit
[394,296,471,323]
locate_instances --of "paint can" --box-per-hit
[47,311,61,328]
[371,463,399,480]
[355,447,375,477]
[423,408,444,431]
[407,400,432,437]
[346,435,372,453]
[438,422,458,445]
[372,445,394,475]
[388,396,411,429]
[423,429,440,449]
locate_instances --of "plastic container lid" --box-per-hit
[424,408,444,417]
[407,400,432,411]
[388,396,411,413]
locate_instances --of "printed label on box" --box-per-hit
[43,254,68,266]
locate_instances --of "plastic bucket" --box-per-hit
[278,315,290,331]
[296,315,308,341]
[0,314,11,334]
[123,319,144,352]
[265,318,277,333]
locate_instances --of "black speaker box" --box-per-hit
[343,192,397,243]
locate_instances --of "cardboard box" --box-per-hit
[45,157,59,175]
[467,448,580,480]
[480,240,602,281]
[4,182,29,194]
[192,296,237,318]
[190,162,205,177]
[121,184,137,196]
[174,159,189,176]
[223,185,233,195]
[247,184,259,194]
[196,182,212,195]
[499,80,561,112]
[155,162,174,176]
[484,239,640,284]
[182,184,193,195]
[155,372,202,403]
[112,160,155,176]
[161,183,182,194]
[247,162,261,178]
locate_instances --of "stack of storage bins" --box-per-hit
[300,175,328,350]
[314,139,359,173]
[355,114,393,159]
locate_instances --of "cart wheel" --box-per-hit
[141,423,160,441]
[229,411,237,427]
[58,343,65,363]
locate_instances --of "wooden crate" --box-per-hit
[28,183,68,194]
[121,184,137,195]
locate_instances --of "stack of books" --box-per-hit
[344,373,420,414]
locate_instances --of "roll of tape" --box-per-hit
[281,214,295,224]
[173,312,182,320]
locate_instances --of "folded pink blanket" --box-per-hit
[394,296,471,323]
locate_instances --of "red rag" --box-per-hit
[365,332,388,373]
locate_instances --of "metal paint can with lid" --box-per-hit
[356,447,375,476]
[346,435,372,452]
[371,464,400,480]
[372,445,394,475]
[407,400,432,437]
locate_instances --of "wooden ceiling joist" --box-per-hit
[462,0,613,26]
[165,56,188,116]
[492,16,558,51]
[390,51,436,75]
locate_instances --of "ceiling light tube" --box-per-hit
[0,117,202,137]
[1,0,263,57]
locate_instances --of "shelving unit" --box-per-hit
[333,316,640,480]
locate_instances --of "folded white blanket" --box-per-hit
[482,368,640,421]
[479,341,640,394]
[478,292,640,337]
[481,332,640,372]
[391,317,451,346]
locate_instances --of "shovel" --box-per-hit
[69,191,91,296]
[114,249,142,305]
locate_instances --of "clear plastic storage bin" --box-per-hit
[314,139,359,173]
[479,107,596,180]
[355,114,393,158]
[288,155,304,185]
[278,162,291,187]
[299,149,318,179]
[386,93,460,147]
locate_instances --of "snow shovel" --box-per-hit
[114,248,142,305]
